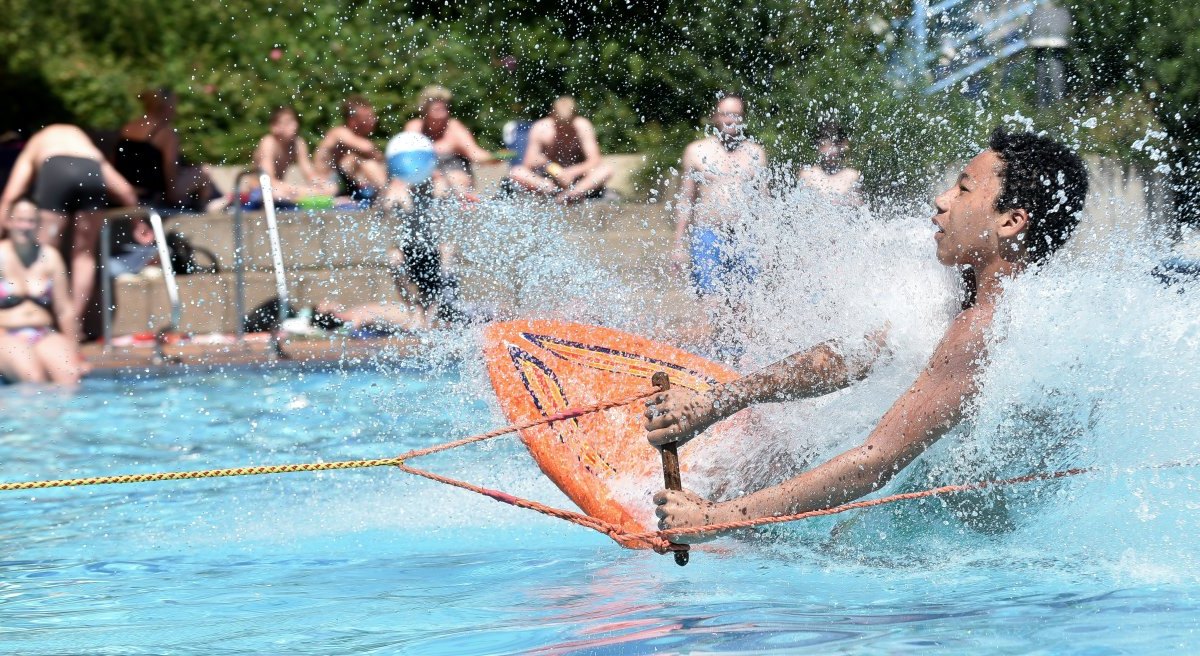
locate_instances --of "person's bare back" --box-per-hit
[21,125,105,162]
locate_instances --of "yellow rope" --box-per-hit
[0,390,657,493]
[0,457,404,491]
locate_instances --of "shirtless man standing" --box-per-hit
[797,121,863,205]
[254,106,332,203]
[672,93,768,298]
[314,95,387,204]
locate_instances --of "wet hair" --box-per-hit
[714,91,745,113]
[139,87,175,116]
[419,85,453,114]
[341,94,373,122]
[816,120,848,145]
[989,127,1088,262]
[269,105,298,125]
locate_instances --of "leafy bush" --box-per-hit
[0,0,1189,208]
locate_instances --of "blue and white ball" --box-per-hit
[386,132,437,185]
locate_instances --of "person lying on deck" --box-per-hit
[646,127,1088,542]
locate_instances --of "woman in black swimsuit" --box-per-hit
[0,199,86,385]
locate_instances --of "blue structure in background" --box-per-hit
[884,0,1071,99]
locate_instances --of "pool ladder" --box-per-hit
[100,172,294,363]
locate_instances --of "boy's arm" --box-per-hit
[519,121,551,169]
[253,137,279,181]
[655,312,984,542]
[673,145,699,245]
[454,122,500,164]
[646,330,888,447]
[294,139,319,183]
[48,250,80,344]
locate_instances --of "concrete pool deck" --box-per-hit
[80,335,425,375]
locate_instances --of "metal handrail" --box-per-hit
[147,210,182,363]
[230,170,252,344]
[98,171,294,357]
[98,207,181,361]
[258,173,291,360]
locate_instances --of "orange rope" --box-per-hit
[394,462,673,552]
[397,390,657,461]
[627,460,1200,543]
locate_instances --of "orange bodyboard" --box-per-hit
[482,320,739,548]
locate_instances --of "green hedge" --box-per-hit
[1,0,1191,206]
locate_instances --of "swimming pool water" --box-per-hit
[1,366,1197,654]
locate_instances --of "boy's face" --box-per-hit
[932,149,1010,267]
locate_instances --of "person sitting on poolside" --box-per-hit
[0,198,87,384]
[0,124,138,319]
[314,95,388,206]
[797,120,863,206]
[253,106,334,204]
[114,88,226,212]
[508,96,613,204]
[400,86,501,202]
[646,127,1088,542]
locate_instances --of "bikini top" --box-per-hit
[0,252,53,312]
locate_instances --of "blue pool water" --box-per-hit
[1,364,1198,654]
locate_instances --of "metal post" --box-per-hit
[231,171,250,344]
[910,0,928,78]
[100,217,113,352]
[1029,0,1071,107]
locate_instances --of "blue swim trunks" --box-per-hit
[689,227,758,296]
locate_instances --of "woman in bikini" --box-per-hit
[0,198,86,385]
[402,86,500,201]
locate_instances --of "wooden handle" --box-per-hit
[651,371,689,566]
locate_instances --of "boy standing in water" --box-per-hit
[648,128,1088,541]
[797,120,863,206]
[671,93,769,360]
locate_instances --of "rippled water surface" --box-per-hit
[1,367,1197,654]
